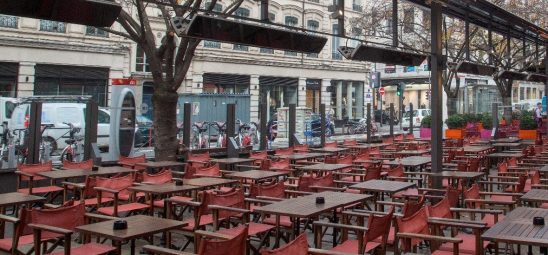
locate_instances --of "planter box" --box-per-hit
[518,130,537,140]
[480,129,492,139]
[445,129,464,139]
[420,128,431,138]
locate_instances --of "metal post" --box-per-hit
[430,1,443,187]
[259,103,268,150]
[389,103,394,137]
[84,101,98,161]
[320,104,326,146]
[492,103,499,138]
[366,103,371,143]
[392,0,398,47]
[399,89,403,130]
[409,103,414,135]
[183,103,191,150]
[545,48,548,137]
[227,104,236,141]
[379,95,383,127]
[288,104,296,147]
[27,102,42,164]
[465,16,470,61]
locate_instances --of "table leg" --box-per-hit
[332,209,338,247]
[274,214,280,248]
[0,206,4,239]
[131,239,136,255]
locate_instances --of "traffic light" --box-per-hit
[329,0,345,36]
[370,72,381,88]
[396,84,403,97]
[425,90,430,100]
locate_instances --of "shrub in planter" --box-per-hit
[480,113,493,139]
[420,115,432,138]
[519,111,538,140]
[445,114,465,138]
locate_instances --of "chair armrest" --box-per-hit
[143,245,195,255]
[308,248,358,255]
[464,198,516,205]
[94,187,120,194]
[376,200,404,207]
[532,184,548,189]
[85,213,120,222]
[192,174,223,178]
[479,192,523,197]
[244,198,274,205]
[234,164,260,169]
[284,190,313,196]
[219,170,236,175]
[28,223,72,235]
[312,221,368,233]
[61,181,86,189]
[428,217,487,229]
[397,232,462,243]
[479,181,519,186]
[208,205,250,214]
[255,196,285,202]
[15,171,34,177]
[166,198,201,207]
[186,160,210,165]
[309,185,346,192]
[333,180,360,186]
[0,214,19,223]
[194,230,232,240]
[450,208,504,215]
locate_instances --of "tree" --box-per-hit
[100,0,243,161]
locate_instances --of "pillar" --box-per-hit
[336,81,343,119]
[298,78,306,107]
[321,79,332,115]
[17,62,35,97]
[250,75,260,122]
[346,82,353,119]
[356,82,364,118]
[191,73,203,94]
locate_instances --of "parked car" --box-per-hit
[374,110,399,124]
[135,115,153,147]
[401,108,431,129]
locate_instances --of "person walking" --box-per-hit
[535,102,543,127]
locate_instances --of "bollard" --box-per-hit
[320,104,326,147]
[289,104,296,147]
[389,103,394,137]
[366,103,371,143]
[409,103,414,135]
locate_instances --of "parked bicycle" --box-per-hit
[191,122,209,149]
[236,120,253,147]
[211,121,226,148]
[347,118,378,135]
[59,122,84,162]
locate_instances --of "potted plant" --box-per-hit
[445,114,465,138]
[420,115,432,138]
[518,111,538,140]
[480,113,493,139]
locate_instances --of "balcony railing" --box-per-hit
[233,44,249,51]
[40,20,66,33]
[204,40,221,48]
[285,51,298,56]
[0,15,17,28]
[260,48,274,54]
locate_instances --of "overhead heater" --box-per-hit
[338,45,428,66]
[171,14,328,54]
[0,0,122,27]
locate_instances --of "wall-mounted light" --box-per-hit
[302,87,305,90]
[25,77,29,82]
[196,83,201,88]
[254,85,258,90]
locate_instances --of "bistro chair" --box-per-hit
[118,154,146,170]
[62,159,94,170]
[293,144,309,152]
[274,147,294,156]
[324,141,338,148]
[186,151,211,167]
[95,174,148,217]
[342,139,357,146]
[16,161,63,197]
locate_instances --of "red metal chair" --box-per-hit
[29,203,116,255]
[187,151,211,167]
[118,154,146,170]
[63,176,113,208]
[16,161,63,196]
[463,184,508,227]
[261,233,308,255]
[95,174,148,217]
[62,159,94,170]
[142,169,173,184]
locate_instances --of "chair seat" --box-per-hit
[18,186,63,195]
[182,215,215,231]
[439,233,488,254]
[153,196,192,208]
[0,235,34,252]
[76,197,113,206]
[263,215,293,228]
[330,239,381,254]
[49,243,116,255]
[216,223,274,237]
[97,202,149,216]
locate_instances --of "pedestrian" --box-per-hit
[535,102,543,127]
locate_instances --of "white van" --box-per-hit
[0,97,18,135]
[9,103,111,151]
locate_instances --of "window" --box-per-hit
[204,41,221,48]
[233,8,250,51]
[136,47,150,72]
[260,48,274,54]
[332,24,342,60]
[40,20,66,33]
[0,15,17,28]
[86,26,108,37]
[268,12,276,22]
[533,88,537,99]
[306,20,320,58]
[98,110,110,124]
[352,0,362,11]
[284,16,299,56]
[403,8,414,33]
[520,87,525,100]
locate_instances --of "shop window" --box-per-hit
[40,20,66,33]
[86,26,108,37]
[0,15,17,28]
[136,47,150,72]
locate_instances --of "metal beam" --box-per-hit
[183,103,191,150]
[392,0,398,47]
[27,102,42,164]
[320,104,326,146]
[430,1,443,187]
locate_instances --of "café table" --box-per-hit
[128,183,201,215]
[0,192,45,238]
[227,170,287,183]
[182,177,239,189]
[519,189,548,205]
[462,145,494,155]
[37,166,138,180]
[384,156,431,171]
[276,153,329,164]
[486,152,524,168]
[253,191,372,247]
[134,161,186,173]
[343,144,387,150]
[298,163,353,175]
[492,142,523,151]
[482,207,548,254]
[75,215,186,255]
[211,158,255,171]
[350,180,416,209]
[431,171,484,188]
[490,138,521,143]
[392,149,430,157]
[310,147,349,154]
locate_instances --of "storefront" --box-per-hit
[306,79,321,113]
[34,64,109,106]
[203,73,250,94]
[0,62,18,97]
[259,76,298,121]
[329,80,364,120]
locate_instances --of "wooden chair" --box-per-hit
[95,174,148,217]
[118,154,146,170]
[62,159,94,170]
[16,161,63,196]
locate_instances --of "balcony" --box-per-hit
[0,15,17,28]
[204,40,221,48]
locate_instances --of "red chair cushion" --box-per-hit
[0,234,34,251]
[261,233,308,255]
[97,202,149,216]
[330,239,381,254]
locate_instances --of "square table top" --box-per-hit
[253,191,372,218]
[310,147,349,153]
[298,163,353,172]
[227,170,287,180]
[462,146,494,153]
[490,138,521,143]
[276,153,330,160]
[392,150,430,156]
[486,152,524,158]
[37,166,137,179]
[482,207,548,247]
[134,161,186,169]
[520,189,548,203]
[182,177,238,188]
[350,180,416,193]
[127,183,200,195]
[0,192,45,207]
[492,143,522,147]
[211,158,256,164]
[75,215,186,242]
[432,171,484,179]
[385,156,431,167]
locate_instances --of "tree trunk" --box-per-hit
[501,95,512,121]
[446,96,458,116]
[152,85,179,161]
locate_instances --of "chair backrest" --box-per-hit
[293,144,309,152]
[62,159,93,170]
[118,154,146,165]
[497,161,508,174]
[82,176,98,198]
[370,147,381,155]
[275,147,294,156]
[382,136,393,144]
[198,189,245,218]
[18,161,53,181]
[343,139,357,146]
[324,155,339,164]
[95,174,134,199]
[427,196,452,219]
[457,161,468,172]
[397,207,430,251]
[468,157,481,172]
[386,165,404,178]
[446,186,460,208]
[298,173,334,192]
[185,163,221,179]
[249,181,285,198]
[354,152,370,161]
[142,169,173,184]
[188,151,211,162]
[531,170,540,185]
[19,203,86,239]
[269,158,290,171]
[249,151,268,160]
[261,233,308,255]
[394,134,404,141]
[402,195,425,218]
[324,141,338,148]
[364,164,382,181]
[364,207,394,246]
[464,184,481,208]
[507,157,518,167]
[405,133,415,140]
[515,174,527,193]
[338,154,354,165]
[198,224,248,255]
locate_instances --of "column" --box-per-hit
[191,73,203,94]
[346,82,353,119]
[17,62,35,97]
[298,78,306,108]
[356,82,364,118]
[336,81,343,119]
[321,79,331,115]
[250,75,260,122]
